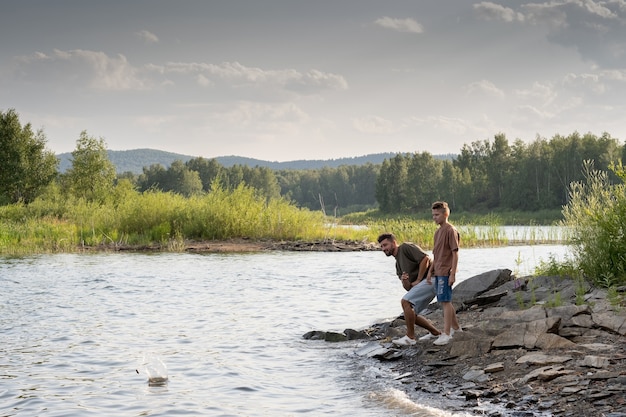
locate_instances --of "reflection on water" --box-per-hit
[0,245,569,416]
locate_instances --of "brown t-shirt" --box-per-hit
[432,222,460,276]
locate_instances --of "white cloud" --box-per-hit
[13,49,148,91]
[136,30,159,44]
[10,50,347,97]
[196,74,213,87]
[154,61,348,92]
[464,79,505,98]
[217,101,310,127]
[516,104,554,120]
[374,17,424,33]
[563,71,606,93]
[133,114,178,133]
[514,82,557,106]
[352,115,398,134]
[473,2,525,22]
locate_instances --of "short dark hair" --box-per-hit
[431,201,449,212]
[377,233,396,243]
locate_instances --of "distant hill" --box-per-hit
[56,149,456,174]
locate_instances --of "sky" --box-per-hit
[1,1,626,162]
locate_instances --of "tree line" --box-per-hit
[1,109,624,215]
[376,132,623,213]
[122,132,626,215]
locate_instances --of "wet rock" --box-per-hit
[343,328,369,340]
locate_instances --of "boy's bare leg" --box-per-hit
[450,309,460,331]
[442,302,455,335]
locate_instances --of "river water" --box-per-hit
[0,244,571,417]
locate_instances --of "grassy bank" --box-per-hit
[341,208,564,226]
[0,183,567,256]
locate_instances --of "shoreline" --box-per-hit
[307,270,626,416]
[79,238,380,253]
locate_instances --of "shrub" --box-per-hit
[561,160,626,287]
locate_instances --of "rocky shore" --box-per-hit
[304,269,626,416]
[84,238,380,253]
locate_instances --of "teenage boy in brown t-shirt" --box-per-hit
[428,201,462,346]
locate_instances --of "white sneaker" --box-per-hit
[418,333,437,341]
[433,334,452,346]
[450,327,463,337]
[392,335,417,346]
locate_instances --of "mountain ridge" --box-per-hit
[56,148,456,174]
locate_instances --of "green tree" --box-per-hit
[64,131,116,202]
[376,154,408,213]
[0,109,58,204]
[484,133,511,208]
[241,165,281,200]
[167,160,203,197]
[439,160,469,211]
[406,152,443,211]
[137,161,202,197]
[186,157,223,192]
[137,164,168,192]
[454,140,490,209]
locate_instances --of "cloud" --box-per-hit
[152,61,348,92]
[133,114,178,133]
[216,101,310,128]
[136,30,159,44]
[13,49,148,91]
[352,115,398,134]
[10,49,347,98]
[473,2,525,22]
[563,71,606,93]
[374,16,424,33]
[196,73,213,87]
[464,79,505,98]
[516,104,555,120]
[476,1,626,68]
[514,82,557,106]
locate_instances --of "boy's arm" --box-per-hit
[449,249,459,285]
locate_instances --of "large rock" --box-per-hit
[492,317,561,349]
[453,269,512,305]
[593,312,626,335]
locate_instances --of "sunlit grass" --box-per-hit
[0,184,568,255]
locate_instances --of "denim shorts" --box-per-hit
[402,279,436,314]
[434,276,453,302]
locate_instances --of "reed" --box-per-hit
[0,183,568,255]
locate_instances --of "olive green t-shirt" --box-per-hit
[395,242,429,283]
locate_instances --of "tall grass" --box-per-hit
[0,182,569,255]
[561,161,626,287]
[0,183,374,254]
[341,208,563,225]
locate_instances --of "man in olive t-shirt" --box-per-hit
[378,233,442,346]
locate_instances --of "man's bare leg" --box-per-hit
[414,315,441,336]
[401,299,417,339]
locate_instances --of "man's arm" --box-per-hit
[412,255,431,287]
